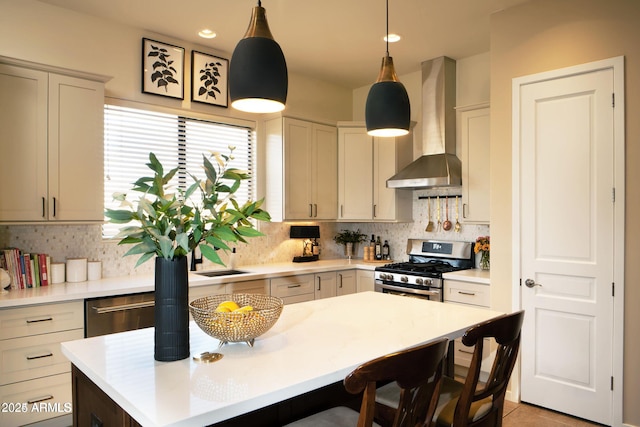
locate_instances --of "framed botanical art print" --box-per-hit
[191,51,228,107]
[142,38,184,99]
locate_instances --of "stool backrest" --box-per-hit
[454,310,525,427]
[345,338,449,427]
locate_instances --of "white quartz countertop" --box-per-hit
[0,259,376,308]
[61,292,504,427]
[442,269,490,285]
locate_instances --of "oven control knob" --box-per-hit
[425,279,433,286]
[400,276,408,283]
[416,278,424,285]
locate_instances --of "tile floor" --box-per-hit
[502,401,604,427]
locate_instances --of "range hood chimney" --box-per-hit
[386,56,461,189]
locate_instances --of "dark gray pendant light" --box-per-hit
[229,0,288,113]
[365,0,410,137]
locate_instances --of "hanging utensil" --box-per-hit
[425,198,434,232]
[443,197,452,231]
[436,196,441,231]
[454,196,462,232]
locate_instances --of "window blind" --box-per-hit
[103,104,254,239]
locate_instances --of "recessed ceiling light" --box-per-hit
[384,33,401,43]
[198,29,217,39]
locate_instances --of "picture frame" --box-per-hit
[142,38,184,99]
[191,51,228,108]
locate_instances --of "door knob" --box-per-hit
[524,279,542,288]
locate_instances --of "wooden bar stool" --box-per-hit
[284,337,449,427]
[376,311,524,427]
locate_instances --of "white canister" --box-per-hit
[50,263,66,284]
[87,261,102,281]
[66,258,88,283]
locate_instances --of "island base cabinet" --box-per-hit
[72,365,142,427]
[0,373,73,427]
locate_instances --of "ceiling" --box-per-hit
[37,0,530,89]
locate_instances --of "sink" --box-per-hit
[195,269,247,277]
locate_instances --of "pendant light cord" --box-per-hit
[385,0,389,56]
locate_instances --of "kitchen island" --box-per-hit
[61,291,503,427]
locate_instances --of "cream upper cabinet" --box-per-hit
[0,61,106,223]
[265,117,337,221]
[337,123,412,222]
[458,105,490,224]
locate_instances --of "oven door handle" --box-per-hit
[92,300,155,314]
[377,282,441,297]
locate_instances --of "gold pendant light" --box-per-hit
[365,0,410,137]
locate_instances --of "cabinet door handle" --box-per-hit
[317,277,321,291]
[27,395,54,405]
[309,204,313,218]
[340,205,343,217]
[27,352,54,361]
[373,204,377,218]
[458,348,475,355]
[314,204,317,217]
[338,274,343,288]
[53,197,57,217]
[26,317,53,324]
[42,197,46,217]
[287,284,301,289]
[458,291,476,296]
[462,203,468,218]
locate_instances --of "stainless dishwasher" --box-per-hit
[84,292,155,337]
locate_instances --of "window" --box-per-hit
[103,104,254,238]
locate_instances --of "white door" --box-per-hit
[513,57,624,425]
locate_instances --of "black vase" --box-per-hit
[154,256,190,361]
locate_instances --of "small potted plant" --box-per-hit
[105,147,270,361]
[333,229,367,258]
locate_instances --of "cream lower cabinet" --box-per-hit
[0,60,107,222]
[356,270,375,293]
[265,117,337,221]
[314,272,337,299]
[443,279,493,379]
[337,270,357,296]
[458,105,490,224]
[270,274,316,305]
[0,301,84,426]
[337,123,412,222]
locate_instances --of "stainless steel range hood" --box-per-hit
[386,56,461,189]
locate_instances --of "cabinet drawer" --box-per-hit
[443,280,490,307]
[0,301,83,340]
[280,293,315,305]
[0,372,73,426]
[1,329,82,386]
[228,279,269,295]
[270,275,314,298]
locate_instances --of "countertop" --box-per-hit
[442,269,490,285]
[0,259,377,309]
[61,292,504,427]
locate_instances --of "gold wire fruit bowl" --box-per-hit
[189,294,284,347]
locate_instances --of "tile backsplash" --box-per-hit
[0,190,489,278]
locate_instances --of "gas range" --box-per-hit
[374,239,474,301]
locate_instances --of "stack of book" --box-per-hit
[0,248,51,290]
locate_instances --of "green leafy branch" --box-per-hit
[105,148,271,267]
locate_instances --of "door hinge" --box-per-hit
[611,376,614,390]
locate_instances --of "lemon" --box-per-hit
[233,305,254,313]
[217,300,240,311]
[215,305,232,313]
